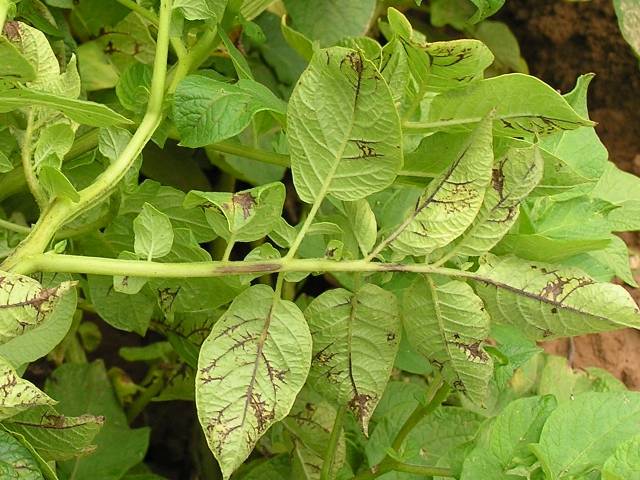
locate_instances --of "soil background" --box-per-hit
[500,0,640,388]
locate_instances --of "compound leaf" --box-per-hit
[288,46,402,203]
[196,285,311,479]
[403,276,492,405]
[470,255,640,340]
[304,284,400,432]
[390,115,493,256]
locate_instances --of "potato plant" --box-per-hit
[1,0,640,479]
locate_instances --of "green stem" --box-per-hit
[126,369,165,423]
[1,0,173,272]
[21,110,47,209]
[354,378,452,480]
[221,235,235,262]
[115,0,158,25]
[320,406,346,480]
[15,254,478,280]
[207,141,290,168]
[166,27,219,93]
[0,218,30,235]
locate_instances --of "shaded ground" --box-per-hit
[501,0,640,388]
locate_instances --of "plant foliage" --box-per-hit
[0,0,639,478]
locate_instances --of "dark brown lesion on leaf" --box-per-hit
[344,139,384,161]
[450,340,489,363]
[231,192,256,220]
[539,272,594,303]
[313,343,337,366]
[248,391,275,434]
[0,372,18,398]
[349,393,374,425]
[452,379,466,393]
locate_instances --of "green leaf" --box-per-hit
[98,126,132,163]
[471,254,640,340]
[409,73,593,137]
[422,39,494,93]
[0,36,36,82]
[0,273,77,368]
[173,0,227,21]
[45,361,150,480]
[468,0,505,23]
[403,276,492,404]
[196,285,312,479]
[602,435,640,480]
[460,395,557,479]
[288,47,402,203]
[280,14,314,62]
[0,357,55,421]
[283,0,376,46]
[0,89,131,127]
[343,199,377,257]
[591,162,640,231]
[0,270,75,345]
[218,28,254,81]
[440,143,543,259]
[116,63,153,114]
[86,274,155,335]
[173,75,286,148]
[33,123,74,169]
[184,182,285,242]
[38,166,80,202]
[472,20,528,75]
[613,0,640,56]
[113,251,148,294]
[0,429,44,479]
[531,392,640,479]
[389,115,494,257]
[3,406,104,461]
[493,196,613,262]
[283,389,345,480]
[304,284,400,432]
[133,203,174,260]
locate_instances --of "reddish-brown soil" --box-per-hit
[501,0,640,388]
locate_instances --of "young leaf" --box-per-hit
[45,361,150,480]
[0,429,45,478]
[471,255,640,340]
[196,285,312,479]
[304,284,400,432]
[439,143,543,259]
[0,270,75,344]
[38,165,81,202]
[461,395,557,479]
[184,182,285,242]
[0,89,131,127]
[33,123,75,169]
[173,76,286,148]
[403,276,492,404]
[343,199,377,257]
[389,115,494,257]
[531,392,640,480]
[288,46,402,203]
[3,406,104,461]
[602,435,640,480]
[409,73,593,137]
[0,357,55,420]
[133,203,174,260]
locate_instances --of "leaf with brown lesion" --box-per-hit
[195,285,311,479]
[0,271,76,345]
[304,284,400,433]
